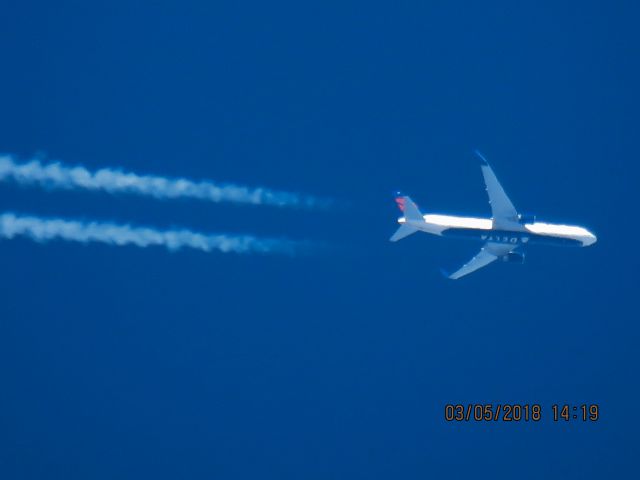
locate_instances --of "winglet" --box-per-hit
[439,268,453,279]
[475,150,489,165]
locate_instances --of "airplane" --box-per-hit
[390,151,597,279]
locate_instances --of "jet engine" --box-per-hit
[518,213,536,224]
[501,252,525,264]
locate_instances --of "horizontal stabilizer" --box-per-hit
[389,224,418,242]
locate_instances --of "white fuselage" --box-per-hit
[399,214,597,247]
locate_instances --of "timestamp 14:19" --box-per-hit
[552,404,599,422]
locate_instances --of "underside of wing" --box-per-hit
[446,242,517,280]
[476,151,519,229]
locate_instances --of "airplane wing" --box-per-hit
[445,242,516,280]
[476,151,519,229]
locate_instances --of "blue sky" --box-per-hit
[0,1,638,478]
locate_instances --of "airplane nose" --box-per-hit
[584,232,597,246]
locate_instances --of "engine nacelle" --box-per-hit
[501,252,525,264]
[518,213,536,224]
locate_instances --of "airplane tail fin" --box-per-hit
[393,193,424,221]
[390,193,424,242]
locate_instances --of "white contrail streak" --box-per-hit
[0,155,330,209]
[0,213,306,255]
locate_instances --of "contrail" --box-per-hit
[0,155,331,209]
[0,212,308,255]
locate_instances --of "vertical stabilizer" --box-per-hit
[390,193,424,242]
[394,193,424,222]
